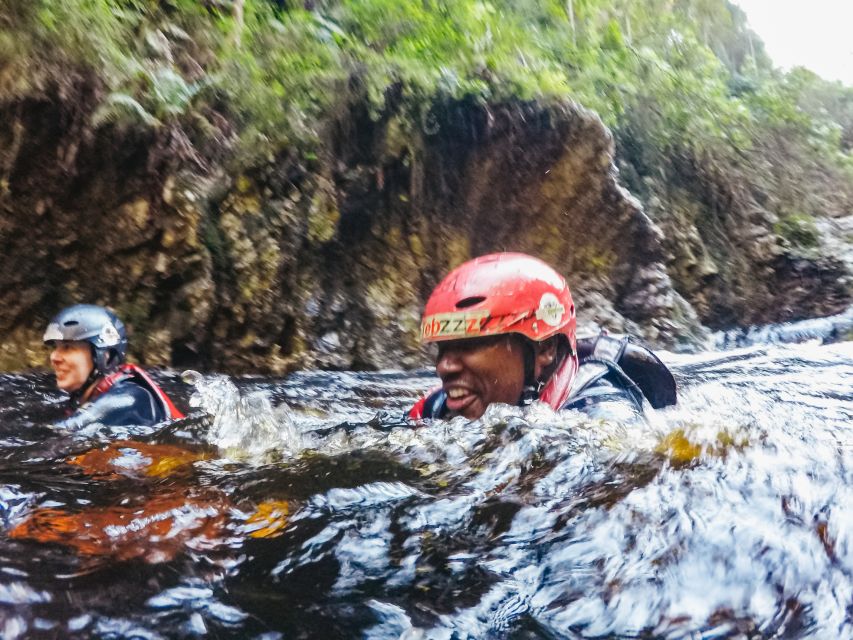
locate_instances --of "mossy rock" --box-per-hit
[773,214,820,249]
[307,191,340,244]
[0,329,44,371]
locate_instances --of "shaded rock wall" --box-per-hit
[616,128,853,330]
[1,78,847,373]
[0,77,211,370]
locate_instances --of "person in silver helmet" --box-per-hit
[44,304,184,429]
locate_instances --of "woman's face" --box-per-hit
[49,341,94,393]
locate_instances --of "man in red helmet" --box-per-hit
[410,253,675,421]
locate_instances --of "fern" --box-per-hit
[92,92,160,128]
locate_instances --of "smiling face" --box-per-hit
[49,341,94,393]
[434,334,531,420]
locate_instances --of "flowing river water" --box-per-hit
[0,311,851,639]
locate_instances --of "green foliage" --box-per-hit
[774,213,820,249]
[1,0,850,177]
[92,93,160,128]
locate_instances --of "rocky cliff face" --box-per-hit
[616,127,852,332]
[0,78,848,373]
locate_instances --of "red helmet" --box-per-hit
[421,253,578,410]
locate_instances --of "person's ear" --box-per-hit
[534,338,558,377]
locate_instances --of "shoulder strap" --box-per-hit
[119,364,185,420]
[588,333,630,362]
[86,369,131,403]
[576,332,677,408]
[567,357,646,411]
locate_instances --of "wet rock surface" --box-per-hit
[0,81,849,372]
[616,129,853,333]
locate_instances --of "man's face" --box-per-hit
[49,341,94,393]
[434,334,527,420]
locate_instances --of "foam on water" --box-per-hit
[182,370,305,458]
[0,314,850,638]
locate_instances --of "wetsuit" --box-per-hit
[56,364,184,430]
[410,333,676,420]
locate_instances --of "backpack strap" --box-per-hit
[122,364,185,419]
[576,332,677,408]
[566,357,646,412]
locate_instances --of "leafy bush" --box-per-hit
[1,0,850,176]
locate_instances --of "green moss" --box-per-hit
[307,193,340,244]
[408,233,425,259]
[774,213,820,249]
[200,212,228,273]
[383,116,410,158]
[0,328,45,371]
[235,175,253,193]
[233,239,281,303]
[573,245,617,276]
[115,298,153,336]
[443,234,472,271]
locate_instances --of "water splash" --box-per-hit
[182,370,304,458]
[714,304,853,348]
[0,341,850,638]
[269,343,853,638]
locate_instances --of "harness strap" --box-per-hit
[88,364,185,420]
[576,331,677,409]
[519,341,541,405]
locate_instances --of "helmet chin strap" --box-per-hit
[71,367,102,407]
[519,381,544,406]
[519,341,542,405]
[518,337,567,406]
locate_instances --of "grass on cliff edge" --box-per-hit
[1,0,851,177]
